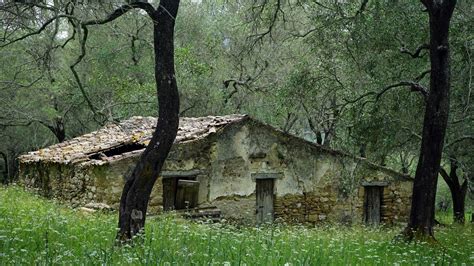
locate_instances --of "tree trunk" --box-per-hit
[54,117,66,143]
[0,151,8,184]
[451,186,466,223]
[440,160,468,224]
[403,0,456,241]
[117,0,180,241]
[40,117,65,143]
[359,143,366,158]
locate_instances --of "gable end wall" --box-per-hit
[206,120,412,225]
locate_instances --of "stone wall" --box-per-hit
[203,120,413,225]
[274,186,338,224]
[20,138,213,213]
[21,162,88,206]
[271,181,412,225]
[380,182,412,224]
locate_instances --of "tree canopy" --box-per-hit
[0,0,473,240]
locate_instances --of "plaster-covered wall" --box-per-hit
[205,120,412,225]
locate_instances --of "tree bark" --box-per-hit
[117,0,180,241]
[53,117,66,143]
[359,143,367,158]
[440,160,468,224]
[451,184,467,223]
[403,0,456,240]
[43,117,65,143]
[0,151,9,184]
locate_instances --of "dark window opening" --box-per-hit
[88,143,146,160]
[162,176,199,211]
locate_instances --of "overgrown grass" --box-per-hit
[1,185,473,265]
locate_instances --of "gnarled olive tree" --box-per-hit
[82,1,181,241]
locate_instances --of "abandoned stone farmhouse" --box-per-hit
[19,114,413,225]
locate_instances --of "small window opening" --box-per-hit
[89,143,146,160]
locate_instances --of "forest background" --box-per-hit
[0,0,473,214]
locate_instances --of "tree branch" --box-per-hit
[179,102,196,116]
[281,112,297,133]
[69,2,156,123]
[439,167,453,187]
[376,81,428,101]
[0,74,43,90]
[342,91,375,105]
[69,24,99,118]
[248,0,283,46]
[0,14,73,48]
[312,1,335,11]
[415,69,431,81]
[400,43,429,58]
[402,126,422,140]
[0,120,35,128]
[445,135,474,149]
[355,0,369,17]
[301,102,318,135]
[82,3,155,26]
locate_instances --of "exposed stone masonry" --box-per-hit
[274,181,411,225]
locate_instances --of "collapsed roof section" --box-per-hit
[19,114,248,166]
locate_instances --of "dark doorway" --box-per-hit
[162,176,199,211]
[364,186,383,226]
[256,178,275,224]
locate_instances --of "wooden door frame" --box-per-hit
[255,178,276,224]
[363,185,384,226]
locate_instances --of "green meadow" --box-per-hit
[0,185,472,265]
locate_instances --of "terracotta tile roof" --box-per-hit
[19,114,247,166]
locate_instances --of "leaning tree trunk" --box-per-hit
[117,0,180,241]
[440,160,468,224]
[403,0,456,240]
